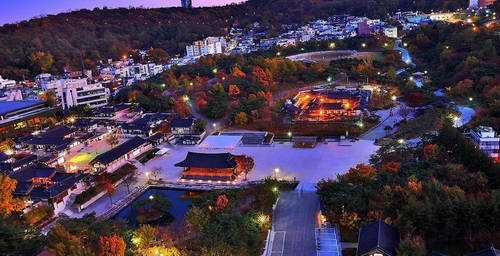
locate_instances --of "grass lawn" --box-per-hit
[308,51,385,66]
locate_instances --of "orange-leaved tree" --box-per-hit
[342,164,376,185]
[0,176,25,216]
[235,155,255,181]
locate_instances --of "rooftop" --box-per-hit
[0,100,46,116]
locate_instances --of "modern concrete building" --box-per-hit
[186,37,225,57]
[0,76,16,89]
[181,0,192,8]
[39,78,110,110]
[383,26,398,38]
[470,126,500,162]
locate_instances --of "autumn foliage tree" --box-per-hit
[406,92,425,109]
[235,155,255,181]
[342,164,377,185]
[0,176,25,216]
[95,234,126,256]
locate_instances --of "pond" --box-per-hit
[112,188,198,227]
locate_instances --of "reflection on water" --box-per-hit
[112,189,198,227]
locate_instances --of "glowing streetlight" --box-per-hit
[409,76,413,81]
[469,97,473,102]
[392,95,397,101]
[145,172,150,181]
[398,138,405,144]
[149,195,154,200]
[212,68,218,74]
[403,42,408,47]
[5,149,13,156]
[287,132,292,137]
[327,77,332,82]
[274,167,279,179]
[361,43,366,48]
[276,52,281,56]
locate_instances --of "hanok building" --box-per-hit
[90,136,150,173]
[92,103,130,120]
[9,165,91,215]
[290,89,370,121]
[356,219,400,256]
[175,152,240,181]
[170,118,201,144]
[18,126,79,152]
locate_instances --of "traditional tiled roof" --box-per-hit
[174,152,237,169]
[170,118,194,128]
[92,136,147,165]
[149,133,166,141]
[41,126,77,139]
[72,118,99,128]
[357,219,400,256]
[9,165,56,182]
[0,155,38,172]
[465,245,500,256]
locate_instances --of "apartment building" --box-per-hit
[470,126,500,162]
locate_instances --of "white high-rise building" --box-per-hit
[186,37,225,57]
[40,78,110,110]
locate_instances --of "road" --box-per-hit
[394,40,415,67]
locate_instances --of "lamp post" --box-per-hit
[274,167,279,180]
[145,172,150,181]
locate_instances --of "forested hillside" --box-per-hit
[0,0,466,80]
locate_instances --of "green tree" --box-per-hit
[185,206,209,232]
[234,112,249,126]
[28,51,54,73]
[396,235,426,256]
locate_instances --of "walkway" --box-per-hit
[267,187,319,256]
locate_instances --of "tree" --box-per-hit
[234,112,249,126]
[235,155,255,181]
[106,135,119,149]
[39,90,57,107]
[342,164,377,185]
[123,168,139,194]
[384,125,393,135]
[151,166,163,182]
[97,173,115,205]
[28,51,54,73]
[0,176,24,216]
[0,138,15,153]
[185,206,209,232]
[396,234,426,256]
[47,225,91,256]
[146,47,169,64]
[213,195,229,212]
[397,104,412,120]
[132,225,156,254]
[228,84,241,99]
[95,234,126,256]
[453,79,474,98]
[406,92,424,109]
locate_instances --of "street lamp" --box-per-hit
[361,43,366,48]
[149,195,154,200]
[327,77,332,82]
[274,167,279,179]
[145,172,150,181]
